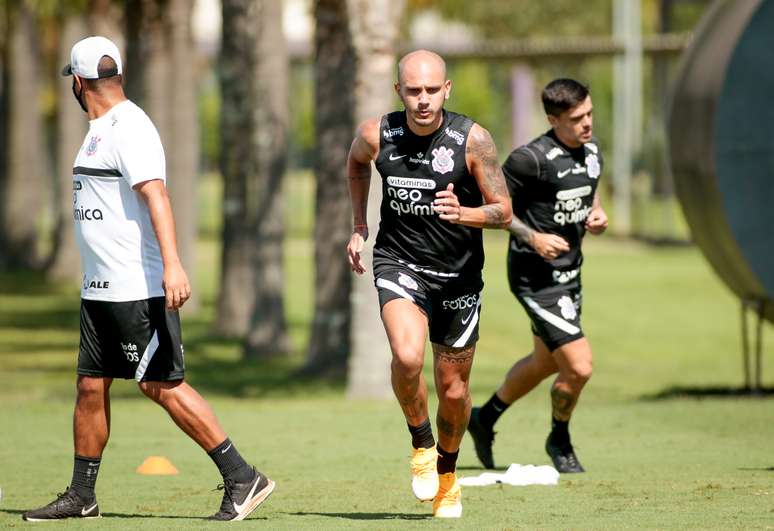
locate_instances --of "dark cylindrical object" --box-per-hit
[669,0,774,323]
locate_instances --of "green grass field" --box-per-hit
[0,174,772,529]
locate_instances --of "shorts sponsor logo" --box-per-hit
[389,153,407,161]
[73,181,82,190]
[546,147,563,160]
[387,175,436,217]
[552,268,579,284]
[585,153,600,179]
[383,127,404,139]
[444,127,465,146]
[557,295,577,320]
[121,341,139,362]
[398,272,418,291]
[442,293,479,311]
[557,168,571,178]
[431,146,454,174]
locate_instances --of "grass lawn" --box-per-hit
[0,174,772,529]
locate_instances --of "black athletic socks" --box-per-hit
[208,438,253,483]
[550,416,570,446]
[408,419,436,450]
[436,445,459,475]
[478,392,510,430]
[71,455,100,500]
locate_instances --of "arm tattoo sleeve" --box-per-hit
[508,216,535,245]
[467,128,509,228]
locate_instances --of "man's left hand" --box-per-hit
[585,207,608,235]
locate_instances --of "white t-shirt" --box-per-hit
[73,100,166,302]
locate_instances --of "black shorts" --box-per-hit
[373,255,483,348]
[78,297,185,381]
[515,285,584,352]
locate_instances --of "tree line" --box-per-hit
[0,0,407,394]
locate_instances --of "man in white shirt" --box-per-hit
[22,36,274,522]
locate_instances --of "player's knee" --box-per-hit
[440,378,469,406]
[568,361,592,385]
[76,377,105,400]
[391,348,423,378]
[138,381,164,403]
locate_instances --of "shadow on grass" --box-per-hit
[288,511,431,521]
[642,386,774,400]
[738,466,774,472]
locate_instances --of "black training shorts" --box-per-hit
[78,297,185,381]
[515,285,584,352]
[373,253,483,348]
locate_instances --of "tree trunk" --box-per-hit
[345,0,404,398]
[303,0,357,376]
[124,0,199,309]
[48,14,88,282]
[218,0,289,357]
[0,3,46,270]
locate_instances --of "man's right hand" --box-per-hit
[531,232,570,261]
[347,225,369,274]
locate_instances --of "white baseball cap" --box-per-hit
[61,36,122,79]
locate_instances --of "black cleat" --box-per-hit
[545,436,585,473]
[208,467,275,521]
[22,487,100,521]
[467,407,496,469]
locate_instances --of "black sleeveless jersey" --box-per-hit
[374,110,483,278]
[503,130,603,293]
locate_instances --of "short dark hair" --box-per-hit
[541,78,589,117]
[84,55,121,91]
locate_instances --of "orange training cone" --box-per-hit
[136,456,179,475]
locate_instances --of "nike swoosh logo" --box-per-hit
[81,503,98,516]
[557,168,571,178]
[232,476,261,514]
[389,154,407,160]
[461,306,477,325]
[221,443,233,454]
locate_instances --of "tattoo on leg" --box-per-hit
[433,344,475,364]
[551,388,576,421]
[436,414,464,439]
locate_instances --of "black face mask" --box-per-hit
[72,78,88,113]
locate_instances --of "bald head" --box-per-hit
[397,50,447,85]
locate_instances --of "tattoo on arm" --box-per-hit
[468,127,509,228]
[508,216,535,246]
[550,388,577,422]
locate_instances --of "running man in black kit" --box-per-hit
[467,79,608,473]
[346,50,511,517]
